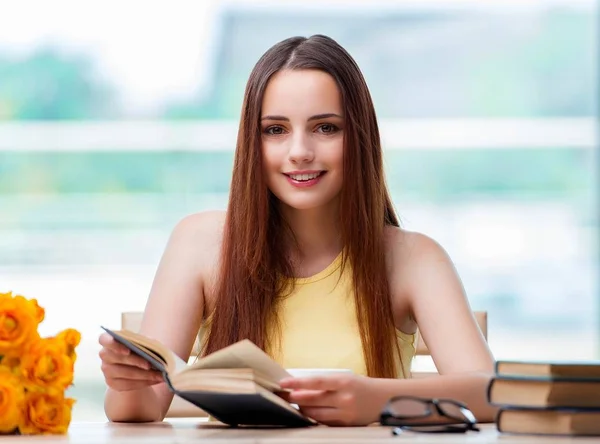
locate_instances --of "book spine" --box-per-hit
[485,377,495,404]
[163,372,176,393]
[495,408,505,433]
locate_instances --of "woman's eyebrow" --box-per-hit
[308,113,343,121]
[260,113,343,121]
[261,115,289,121]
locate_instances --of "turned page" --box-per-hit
[187,339,291,383]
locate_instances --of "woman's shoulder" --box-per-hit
[168,210,227,261]
[384,226,455,289]
[384,226,447,260]
[172,210,227,237]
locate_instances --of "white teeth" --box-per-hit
[289,172,320,181]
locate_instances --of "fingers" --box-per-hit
[98,333,152,370]
[101,362,163,392]
[300,407,349,426]
[281,376,361,426]
[99,333,131,356]
[99,332,162,392]
[101,363,163,382]
[99,347,152,370]
[287,389,332,406]
[298,397,360,427]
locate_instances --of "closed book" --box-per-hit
[488,376,600,408]
[497,407,600,436]
[496,360,600,381]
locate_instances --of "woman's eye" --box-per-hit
[317,124,338,134]
[265,126,285,135]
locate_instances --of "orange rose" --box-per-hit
[19,389,75,435]
[0,292,44,356]
[0,366,24,433]
[55,328,81,362]
[20,337,74,391]
[0,354,21,375]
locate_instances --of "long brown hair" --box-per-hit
[202,35,402,379]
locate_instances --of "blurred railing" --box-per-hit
[0,118,595,151]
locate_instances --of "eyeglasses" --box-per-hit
[379,396,480,435]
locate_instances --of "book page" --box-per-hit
[102,327,186,375]
[172,353,189,374]
[497,360,600,380]
[189,339,290,383]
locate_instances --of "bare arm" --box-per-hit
[281,231,497,426]
[103,212,217,422]
[390,231,496,421]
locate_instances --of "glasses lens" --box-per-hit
[437,401,474,423]
[399,424,470,434]
[387,398,429,418]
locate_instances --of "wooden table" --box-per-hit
[8,421,599,443]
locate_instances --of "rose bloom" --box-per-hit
[0,292,45,357]
[0,366,24,434]
[20,337,75,391]
[20,389,75,435]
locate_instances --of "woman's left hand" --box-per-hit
[279,374,382,426]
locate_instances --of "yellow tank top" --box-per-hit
[272,252,415,378]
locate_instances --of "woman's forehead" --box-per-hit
[261,69,343,118]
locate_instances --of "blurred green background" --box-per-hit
[0,0,597,421]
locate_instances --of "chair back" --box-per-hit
[411,311,488,378]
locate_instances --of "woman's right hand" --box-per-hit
[99,333,164,392]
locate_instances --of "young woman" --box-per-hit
[99,34,496,426]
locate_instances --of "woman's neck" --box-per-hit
[281,203,342,263]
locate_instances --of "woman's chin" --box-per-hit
[279,198,334,212]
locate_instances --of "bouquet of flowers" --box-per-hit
[0,291,80,435]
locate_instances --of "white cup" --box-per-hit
[286,368,354,378]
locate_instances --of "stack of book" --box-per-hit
[487,360,600,436]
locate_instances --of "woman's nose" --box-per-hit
[288,133,314,164]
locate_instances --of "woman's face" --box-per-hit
[261,69,344,212]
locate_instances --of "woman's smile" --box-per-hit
[283,170,327,188]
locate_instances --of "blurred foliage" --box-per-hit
[385,148,593,198]
[0,8,594,120]
[464,10,596,117]
[164,8,597,120]
[0,152,234,194]
[0,149,591,200]
[0,48,114,120]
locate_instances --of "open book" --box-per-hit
[100,326,314,427]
